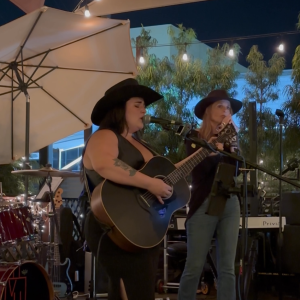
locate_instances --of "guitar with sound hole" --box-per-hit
[91,121,237,252]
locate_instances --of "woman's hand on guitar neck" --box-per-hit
[208,136,223,157]
[146,178,172,204]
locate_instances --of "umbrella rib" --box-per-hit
[17,66,52,89]
[15,10,44,63]
[53,67,134,74]
[27,67,57,87]
[0,66,10,81]
[0,69,20,86]
[0,89,20,96]
[26,51,50,86]
[18,22,125,64]
[11,68,14,160]
[16,64,134,75]
[41,87,88,126]
[0,85,16,88]
[13,90,22,101]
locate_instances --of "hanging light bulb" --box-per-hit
[182,43,188,61]
[278,43,284,52]
[139,56,145,64]
[139,47,145,64]
[84,5,90,17]
[228,48,234,57]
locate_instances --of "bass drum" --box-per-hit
[0,261,54,300]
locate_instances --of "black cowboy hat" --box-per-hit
[91,78,163,125]
[194,89,242,120]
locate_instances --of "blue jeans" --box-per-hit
[178,195,240,300]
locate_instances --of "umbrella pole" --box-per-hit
[24,93,30,205]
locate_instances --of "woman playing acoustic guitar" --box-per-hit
[82,78,171,300]
[82,79,236,300]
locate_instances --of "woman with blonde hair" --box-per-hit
[178,89,242,300]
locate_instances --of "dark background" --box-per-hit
[1,0,300,68]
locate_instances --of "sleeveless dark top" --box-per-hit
[83,130,157,254]
[85,130,156,189]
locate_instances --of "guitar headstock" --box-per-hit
[54,188,63,209]
[216,119,238,145]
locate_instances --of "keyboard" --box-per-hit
[169,216,286,231]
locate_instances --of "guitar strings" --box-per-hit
[141,124,236,202]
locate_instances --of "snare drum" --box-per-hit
[0,261,54,299]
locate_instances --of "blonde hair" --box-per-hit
[197,100,233,140]
[197,105,213,140]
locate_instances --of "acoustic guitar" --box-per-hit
[91,121,237,252]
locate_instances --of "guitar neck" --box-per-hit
[165,124,236,185]
[53,206,61,282]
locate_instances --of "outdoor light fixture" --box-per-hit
[139,56,145,64]
[139,47,145,64]
[84,5,90,17]
[228,48,234,57]
[278,43,284,52]
[182,43,188,61]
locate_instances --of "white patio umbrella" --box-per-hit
[0,6,137,165]
[75,0,208,16]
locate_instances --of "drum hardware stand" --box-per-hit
[0,182,3,201]
[38,168,64,298]
[86,253,108,300]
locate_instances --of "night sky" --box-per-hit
[1,0,300,68]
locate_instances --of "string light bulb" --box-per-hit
[139,56,145,64]
[278,43,284,52]
[139,47,145,64]
[182,43,188,61]
[84,5,90,17]
[228,48,234,57]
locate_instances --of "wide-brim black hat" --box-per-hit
[91,78,163,125]
[195,89,242,120]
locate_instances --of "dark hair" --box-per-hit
[99,102,128,134]
[80,102,129,182]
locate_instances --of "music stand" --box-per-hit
[206,162,239,216]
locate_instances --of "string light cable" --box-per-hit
[132,30,300,49]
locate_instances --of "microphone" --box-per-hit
[143,115,182,126]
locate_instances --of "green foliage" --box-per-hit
[131,25,158,57]
[236,46,285,189]
[0,159,42,196]
[297,12,300,31]
[198,43,240,97]
[135,25,240,163]
[282,45,300,156]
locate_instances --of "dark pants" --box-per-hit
[85,211,160,300]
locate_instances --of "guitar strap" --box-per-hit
[83,167,92,204]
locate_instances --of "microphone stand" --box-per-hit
[184,133,300,300]
[275,109,284,300]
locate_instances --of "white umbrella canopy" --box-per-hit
[0,6,136,164]
[75,0,207,16]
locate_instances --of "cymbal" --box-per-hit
[11,166,80,178]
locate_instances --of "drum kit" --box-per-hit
[0,165,80,300]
